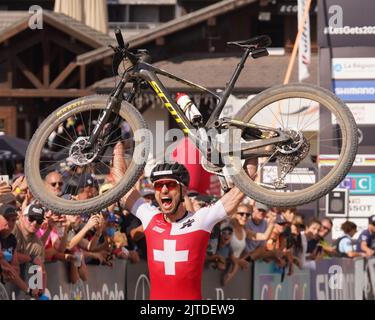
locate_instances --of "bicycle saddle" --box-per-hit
[227,35,272,49]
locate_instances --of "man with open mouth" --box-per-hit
[113,144,271,300]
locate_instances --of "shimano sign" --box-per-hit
[333,81,375,102]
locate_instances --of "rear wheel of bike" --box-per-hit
[227,83,357,207]
[25,95,150,215]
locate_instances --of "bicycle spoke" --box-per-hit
[79,111,88,137]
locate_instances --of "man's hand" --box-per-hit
[96,214,106,233]
[12,176,28,201]
[91,251,107,264]
[85,215,100,230]
[0,261,17,280]
[268,212,277,224]
[237,258,249,270]
[0,181,12,195]
[0,181,15,204]
[43,210,59,229]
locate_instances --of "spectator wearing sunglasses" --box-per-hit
[230,205,252,266]
[44,171,64,196]
[13,203,48,291]
[243,202,278,262]
[0,205,43,298]
[220,204,253,286]
[307,217,335,259]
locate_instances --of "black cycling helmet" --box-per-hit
[150,162,190,187]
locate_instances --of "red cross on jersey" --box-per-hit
[131,198,227,300]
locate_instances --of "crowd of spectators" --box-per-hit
[1,141,375,298]
[203,202,375,285]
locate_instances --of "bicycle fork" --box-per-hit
[86,73,132,153]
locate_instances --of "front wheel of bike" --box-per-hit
[25,95,150,215]
[227,83,358,207]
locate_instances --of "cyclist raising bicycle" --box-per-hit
[112,143,275,300]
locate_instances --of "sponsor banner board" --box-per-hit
[318,0,375,47]
[310,258,355,300]
[253,261,310,300]
[332,58,375,79]
[319,154,375,167]
[332,103,375,125]
[338,173,375,195]
[333,80,375,102]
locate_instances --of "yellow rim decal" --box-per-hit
[56,100,85,118]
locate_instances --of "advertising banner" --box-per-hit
[348,196,375,217]
[263,165,316,185]
[317,0,375,48]
[332,103,375,125]
[125,259,253,300]
[319,154,375,167]
[298,0,311,82]
[333,80,375,102]
[126,259,150,300]
[202,264,252,300]
[354,257,375,300]
[332,58,375,80]
[338,173,375,195]
[5,261,126,300]
[310,258,355,300]
[253,261,310,300]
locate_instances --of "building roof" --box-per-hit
[109,0,176,3]
[77,0,257,65]
[91,52,318,92]
[0,10,114,48]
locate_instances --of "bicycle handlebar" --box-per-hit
[115,28,128,49]
[113,28,140,65]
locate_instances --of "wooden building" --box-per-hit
[0,10,114,138]
[0,0,318,139]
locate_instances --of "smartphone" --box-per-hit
[0,175,9,184]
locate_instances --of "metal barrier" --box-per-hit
[3,257,375,300]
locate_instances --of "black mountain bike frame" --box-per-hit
[88,47,290,162]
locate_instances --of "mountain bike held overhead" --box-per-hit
[25,29,358,215]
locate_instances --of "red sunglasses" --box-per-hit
[153,180,180,192]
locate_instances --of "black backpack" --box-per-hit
[335,235,351,257]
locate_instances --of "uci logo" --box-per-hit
[339,175,372,194]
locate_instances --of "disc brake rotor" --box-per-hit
[69,137,99,166]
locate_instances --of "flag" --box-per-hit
[298,0,311,82]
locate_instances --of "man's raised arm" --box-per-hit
[111,142,142,211]
[219,158,258,216]
[219,187,245,216]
